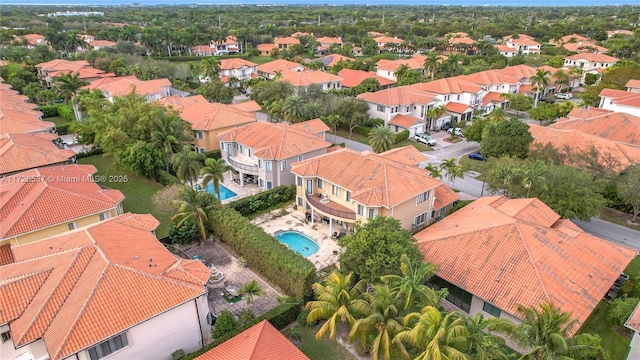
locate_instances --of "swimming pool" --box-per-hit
[274,230,319,257]
[205,182,237,201]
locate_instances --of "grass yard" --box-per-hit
[290,325,357,360]
[577,256,640,360]
[78,155,171,238]
[459,156,491,178]
[333,129,431,152]
[599,207,640,231]
[46,116,66,127]
[246,55,277,64]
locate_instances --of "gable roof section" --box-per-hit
[566,107,612,120]
[378,146,427,167]
[599,88,640,108]
[481,92,506,107]
[411,76,482,94]
[278,71,342,87]
[389,114,422,128]
[376,58,424,72]
[291,147,453,208]
[219,58,258,70]
[548,112,640,145]
[227,100,262,113]
[289,118,330,135]
[218,121,331,160]
[564,53,619,63]
[320,54,355,68]
[88,77,171,97]
[461,70,520,87]
[158,96,256,131]
[357,86,436,106]
[445,102,473,114]
[196,320,309,360]
[626,79,640,89]
[257,59,304,75]
[414,196,636,333]
[275,37,301,45]
[337,69,396,88]
[625,302,640,333]
[0,133,76,175]
[0,165,125,239]
[2,214,207,360]
[35,59,89,72]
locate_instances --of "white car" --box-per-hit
[555,92,573,100]
[415,133,436,146]
[447,128,464,137]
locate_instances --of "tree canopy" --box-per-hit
[480,118,533,159]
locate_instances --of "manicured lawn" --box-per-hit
[333,129,431,152]
[247,55,276,64]
[290,325,357,360]
[459,156,491,178]
[78,155,171,238]
[46,116,66,127]
[577,256,640,360]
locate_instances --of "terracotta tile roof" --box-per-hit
[35,59,89,72]
[0,112,54,134]
[19,34,45,45]
[2,214,208,360]
[0,165,125,239]
[445,102,473,114]
[461,70,520,87]
[627,79,640,89]
[625,302,640,332]
[374,36,404,44]
[503,34,535,41]
[389,114,422,128]
[564,53,619,63]
[89,40,116,47]
[508,38,541,46]
[496,64,547,80]
[196,320,309,360]
[481,92,506,107]
[159,96,256,131]
[449,37,476,45]
[548,112,640,146]
[495,44,517,53]
[434,184,459,210]
[379,146,427,167]
[320,54,355,67]
[218,121,331,160]
[518,84,533,94]
[357,86,436,106]
[219,58,258,70]
[414,196,636,333]
[337,69,396,88]
[278,71,342,87]
[608,30,634,37]
[256,43,276,51]
[0,133,76,175]
[315,36,343,45]
[376,58,424,72]
[88,77,171,97]
[0,243,14,265]
[411,77,483,94]
[558,34,590,43]
[291,147,453,208]
[599,88,640,108]
[289,118,329,135]
[562,42,609,53]
[227,100,262,113]
[257,59,304,75]
[566,107,612,120]
[275,37,301,45]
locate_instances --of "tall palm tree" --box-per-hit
[305,271,366,340]
[425,163,443,180]
[530,69,551,108]
[493,161,517,198]
[348,284,405,360]
[463,313,507,360]
[381,254,443,311]
[171,186,216,245]
[393,306,469,360]
[487,107,508,122]
[520,160,548,198]
[368,125,394,153]
[423,52,443,81]
[445,53,463,76]
[201,158,232,200]
[152,112,193,173]
[53,72,88,122]
[283,95,307,123]
[489,302,593,360]
[394,64,410,83]
[552,69,570,94]
[200,57,221,80]
[240,279,265,308]
[172,145,203,187]
[440,158,464,188]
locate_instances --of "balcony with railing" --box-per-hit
[305,192,356,221]
[227,155,258,175]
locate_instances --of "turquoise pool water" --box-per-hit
[205,182,237,201]
[275,230,319,257]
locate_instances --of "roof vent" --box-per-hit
[149,258,153,262]
[134,256,138,260]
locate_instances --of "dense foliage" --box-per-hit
[480,118,534,159]
[226,185,296,217]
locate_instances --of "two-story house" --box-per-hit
[35,59,112,87]
[256,59,305,79]
[338,69,396,90]
[291,146,459,235]
[410,77,485,122]
[494,64,558,102]
[218,119,332,189]
[85,76,172,102]
[563,53,619,83]
[315,36,344,55]
[375,56,426,81]
[357,86,442,135]
[373,36,404,52]
[219,58,258,83]
[0,213,212,360]
[0,164,125,246]
[460,70,519,113]
[275,36,301,50]
[0,133,76,177]
[158,95,257,152]
[501,34,541,56]
[278,71,342,92]
[598,83,640,117]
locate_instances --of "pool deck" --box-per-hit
[197,172,262,205]
[252,205,340,270]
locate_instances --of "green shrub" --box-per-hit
[37,105,60,118]
[168,221,198,245]
[621,276,636,297]
[352,125,372,136]
[450,200,474,214]
[226,185,296,217]
[393,129,410,144]
[212,310,238,340]
[56,123,70,135]
[608,297,640,325]
[204,150,221,159]
[156,170,181,186]
[208,208,316,299]
[183,301,302,360]
[368,118,384,127]
[57,105,74,122]
[297,308,316,327]
[75,148,104,159]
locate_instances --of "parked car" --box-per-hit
[540,96,555,104]
[468,152,486,161]
[555,92,572,100]
[415,133,436,146]
[447,128,464,137]
[440,122,453,131]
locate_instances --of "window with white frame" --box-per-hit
[440,208,446,216]
[368,208,377,219]
[332,185,339,196]
[220,142,224,149]
[68,222,78,230]
[416,190,431,204]
[297,155,303,162]
[239,145,244,154]
[297,197,304,206]
[297,176,302,186]
[196,131,204,140]
[259,179,264,188]
[357,205,365,216]
[457,94,460,100]
[317,178,323,189]
[248,149,252,157]
[281,160,287,171]
[99,213,108,221]
[414,212,428,226]
[87,333,129,360]
[265,161,272,171]
[346,191,351,201]
[258,159,263,169]
[1,331,11,343]
[377,104,385,112]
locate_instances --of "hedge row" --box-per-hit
[226,185,296,217]
[393,129,410,144]
[153,54,251,62]
[204,150,221,160]
[37,105,61,118]
[182,301,302,360]
[75,148,104,159]
[208,207,317,299]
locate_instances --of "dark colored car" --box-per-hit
[440,122,453,131]
[468,152,486,161]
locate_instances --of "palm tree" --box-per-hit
[171,186,216,245]
[424,52,443,81]
[240,279,265,308]
[305,271,366,340]
[440,158,464,188]
[446,53,463,76]
[520,160,548,198]
[393,306,469,360]
[172,145,203,187]
[487,107,508,122]
[490,302,593,360]
[348,284,405,360]
[464,313,507,360]
[201,158,232,200]
[283,95,307,123]
[530,69,551,108]
[552,69,570,94]
[152,112,193,173]
[395,64,410,83]
[53,72,88,122]
[493,162,517,198]
[425,163,443,180]
[200,57,221,80]
[381,254,443,311]
[368,125,394,153]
